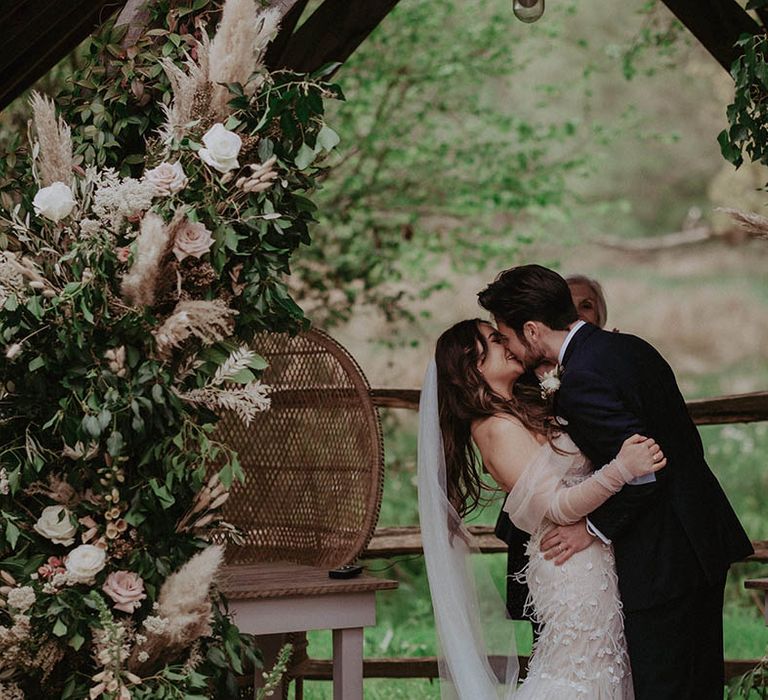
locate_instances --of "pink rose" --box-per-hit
[173,220,214,261]
[144,161,188,196]
[116,247,131,263]
[102,570,146,613]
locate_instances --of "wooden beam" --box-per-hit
[266,0,402,75]
[755,8,768,29]
[0,0,126,111]
[371,388,768,425]
[264,0,310,69]
[658,0,761,72]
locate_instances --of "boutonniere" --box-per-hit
[539,365,562,399]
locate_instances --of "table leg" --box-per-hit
[332,627,364,700]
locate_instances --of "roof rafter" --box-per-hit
[265,0,402,75]
[659,0,762,72]
[0,0,126,111]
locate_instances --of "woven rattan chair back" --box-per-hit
[216,329,384,569]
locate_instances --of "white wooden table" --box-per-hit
[221,561,398,699]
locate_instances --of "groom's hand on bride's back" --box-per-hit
[541,520,593,565]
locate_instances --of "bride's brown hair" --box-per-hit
[434,319,558,524]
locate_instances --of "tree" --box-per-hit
[292,0,594,326]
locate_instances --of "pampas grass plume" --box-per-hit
[29,91,73,187]
[158,544,224,622]
[153,299,238,356]
[120,211,175,306]
[158,34,210,143]
[208,0,280,118]
[127,545,225,673]
[157,544,223,645]
[717,206,768,239]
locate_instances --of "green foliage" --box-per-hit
[618,1,687,81]
[728,655,768,700]
[0,1,338,697]
[295,0,592,327]
[719,34,768,169]
[56,2,220,171]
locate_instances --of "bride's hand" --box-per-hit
[617,434,667,478]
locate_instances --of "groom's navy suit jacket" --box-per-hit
[554,323,752,612]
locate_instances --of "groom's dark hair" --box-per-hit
[478,264,578,333]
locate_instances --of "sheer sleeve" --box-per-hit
[545,458,635,525]
[504,443,636,534]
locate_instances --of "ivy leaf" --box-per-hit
[5,520,19,549]
[152,383,165,404]
[224,227,242,252]
[97,408,112,430]
[718,130,744,168]
[82,415,102,438]
[69,633,85,650]
[228,368,254,384]
[316,125,340,152]
[218,462,234,489]
[124,509,146,527]
[294,143,316,170]
[107,430,124,457]
[248,354,268,371]
[26,296,43,319]
[148,478,175,508]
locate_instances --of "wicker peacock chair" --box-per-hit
[214,328,386,697]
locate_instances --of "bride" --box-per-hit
[418,319,666,699]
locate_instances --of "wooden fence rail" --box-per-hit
[363,525,768,563]
[370,388,768,424]
[296,656,762,684]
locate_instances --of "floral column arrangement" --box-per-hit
[0,0,340,697]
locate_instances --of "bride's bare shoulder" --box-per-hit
[472,414,536,445]
[472,415,545,488]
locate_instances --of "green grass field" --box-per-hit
[290,418,768,699]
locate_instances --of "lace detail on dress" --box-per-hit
[508,435,634,700]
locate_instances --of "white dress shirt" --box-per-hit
[557,319,586,366]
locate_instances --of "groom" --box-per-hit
[478,264,753,700]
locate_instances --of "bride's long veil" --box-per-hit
[417,360,519,699]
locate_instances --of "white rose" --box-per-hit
[7,586,35,612]
[198,123,242,173]
[33,182,77,222]
[33,505,77,546]
[144,161,188,196]
[65,544,106,584]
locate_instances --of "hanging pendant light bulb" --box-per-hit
[513,0,545,23]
